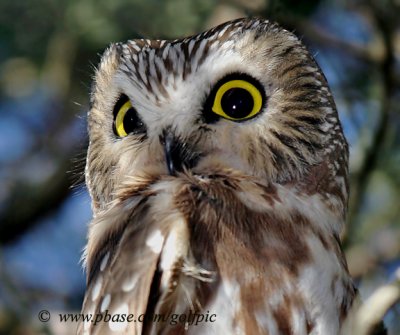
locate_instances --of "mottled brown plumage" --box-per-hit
[79,18,355,334]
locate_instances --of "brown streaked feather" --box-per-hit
[78,201,161,334]
[80,169,354,334]
[82,16,357,335]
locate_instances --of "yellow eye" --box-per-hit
[211,79,264,121]
[113,95,145,138]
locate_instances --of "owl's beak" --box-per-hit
[160,129,200,176]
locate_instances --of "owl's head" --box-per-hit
[86,18,348,214]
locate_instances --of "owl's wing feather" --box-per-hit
[77,193,190,335]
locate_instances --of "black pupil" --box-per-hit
[221,88,254,119]
[123,108,143,134]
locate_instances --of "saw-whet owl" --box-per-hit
[78,18,356,335]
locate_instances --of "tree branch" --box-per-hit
[345,4,396,245]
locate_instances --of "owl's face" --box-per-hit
[87,18,348,213]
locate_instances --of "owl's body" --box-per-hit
[79,18,355,334]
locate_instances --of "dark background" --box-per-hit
[0,0,399,333]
